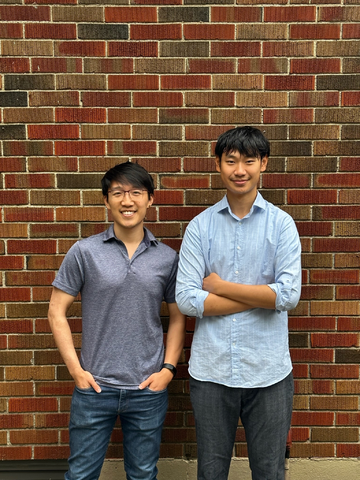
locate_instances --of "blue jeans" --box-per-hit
[65,385,168,480]
[190,373,293,480]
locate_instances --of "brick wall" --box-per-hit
[1,0,359,463]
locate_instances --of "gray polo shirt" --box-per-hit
[53,225,178,389]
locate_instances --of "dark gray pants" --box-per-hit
[189,373,294,480]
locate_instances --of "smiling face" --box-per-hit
[216,149,268,205]
[104,181,153,238]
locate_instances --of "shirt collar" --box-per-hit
[216,192,266,218]
[103,225,159,247]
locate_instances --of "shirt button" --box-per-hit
[233,318,236,322]
[237,246,240,250]
[235,271,238,274]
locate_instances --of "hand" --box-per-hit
[73,369,101,393]
[138,369,173,391]
[202,272,223,294]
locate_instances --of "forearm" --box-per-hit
[164,306,185,367]
[48,312,82,378]
[216,282,276,310]
[203,292,251,316]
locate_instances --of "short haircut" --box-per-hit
[215,126,270,160]
[101,161,154,199]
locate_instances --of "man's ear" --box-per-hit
[215,156,221,173]
[104,195,110,209]
[260,155,268,173]
[147,194,154,208]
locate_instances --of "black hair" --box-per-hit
[101,161,154,199]
[215,126,270,161]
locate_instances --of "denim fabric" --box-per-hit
[65,385,168,480]
[189,373,294,480]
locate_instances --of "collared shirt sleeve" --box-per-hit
[268,215,302,312]
[52,242,84,297]
[176,218,209,318]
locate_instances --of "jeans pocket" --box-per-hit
[75,385,96,394]
[145,386,167,394]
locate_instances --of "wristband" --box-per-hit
[162,363,177,377]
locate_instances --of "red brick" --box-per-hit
[211,42,260,57]
[0,158,26,172]
[0,191,28,205]
[7,241,56,255]
[0,58,30,73]
[300,285,333,300]
[262,173,310,188]
[292,411,334,426]
[28,125,79,140]
[263,41,313,58]
[343,24,360,39]
[263,109,313,124]
[161,175,209,189]
[10,429,58,445]
[265,75,315,90]
[133,92,183,107]
[338,444,360,457]
[5,174,54,189]
[337,286,360,300]
[290,92,339,107]
[289,317,336,331]
[55,141,105,156]
[0,320,33,334]
[0,23,23,38]
[295,222,332,237]
[313,239,360,253]
[0,6,50,21]
[288,190,337,204]
[131,24,181,40]
[0,414,33,429]
[161,75,211,90]
[31,58,82,73]
[290,349,333,363]
[211,6,261,22]
[310,269,358,284]
[0,288,31,302]
[311,333,358,348]
[5,206,54,223]
[82,92,131,107]
[108,42,157,57]
[0,447,32,460]
[337,413,360,426]
[291,58,341,74]
[105,7,157,23]
[57,41,105,57]
[290,24,340,39]
[311,365,359,379]
[159,206,205,221]
[184,24,234,40]
[317,206,360,220]
[109,75,158,90]
[55,108,106,123]
[9,397,57,413]
[264,6,315,22]
[342,93,360,106]
[0,256,24,270]
[189,59,235,74]
[34,445,70,460]
[315,173,360,187]
[25,23,76,39]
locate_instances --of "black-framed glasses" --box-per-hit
[108,188,147,200]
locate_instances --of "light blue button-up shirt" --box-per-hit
[176,193,301,388]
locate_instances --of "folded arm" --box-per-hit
[176,220,252,318]
[48,287,101,392]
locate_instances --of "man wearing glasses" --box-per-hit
[48,161,185,480]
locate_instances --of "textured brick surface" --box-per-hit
[0,0,358,464]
